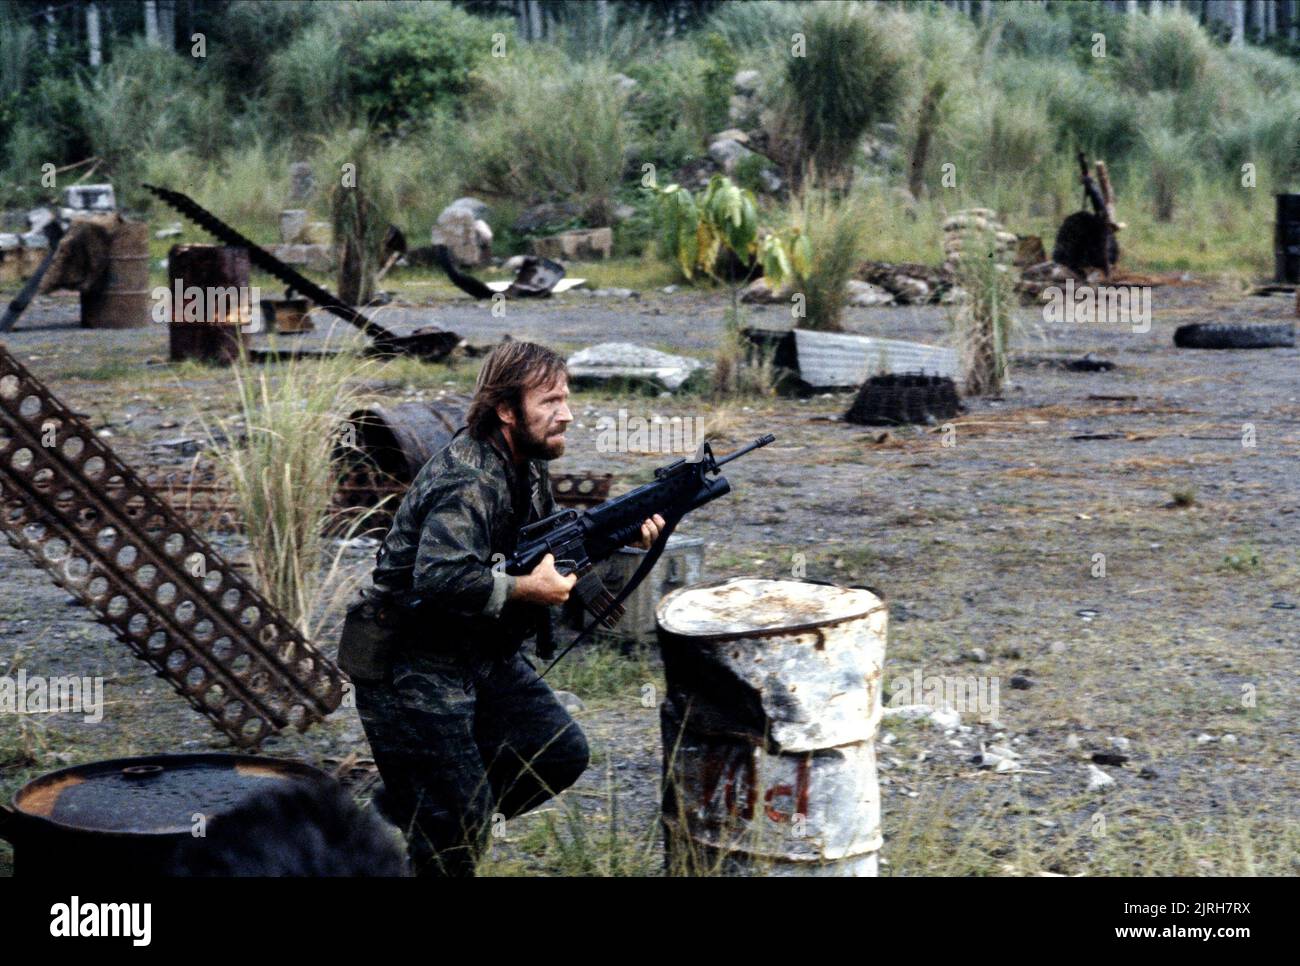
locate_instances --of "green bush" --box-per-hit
[779,2,911,183]
[463,52,629,219]
[266,23,353,135]
[349,6,498,131]
[1111,9,1212,95]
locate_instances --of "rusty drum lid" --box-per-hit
[656,577,883,640]
[12,753,331,835]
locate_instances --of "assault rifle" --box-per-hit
[503,434,775,665]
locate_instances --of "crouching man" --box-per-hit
[339,341,661,876]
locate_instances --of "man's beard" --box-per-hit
[516,420,565,460]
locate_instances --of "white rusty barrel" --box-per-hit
[656,577,887,876]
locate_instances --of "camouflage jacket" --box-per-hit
[370,428,555,657]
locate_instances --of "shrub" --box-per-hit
[349,6,497,131]
[789,189,868,332]
[777,2,911,184]
[463,52,629,220]
[1111,9,1212,95]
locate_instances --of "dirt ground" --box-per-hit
[1,277,1297,875]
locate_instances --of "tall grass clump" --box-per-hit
[790,189,869,332]
[75,40,231,186]
[463,51,629,222]
[204,333,377,638]
[952,231,1017,397]
[1110,8,1212,95]
[775,2,911,186]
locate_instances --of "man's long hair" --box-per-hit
[465,341,568,441]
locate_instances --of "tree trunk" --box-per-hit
[158,0,176,49]
[86,1,102,67]
[144,0,160,45]
[45,5,57,56]
[908,82,944,201]
[1230,0,1246,44]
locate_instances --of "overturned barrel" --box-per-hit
[656,577,887,876]
[1276,194,1300,284]
[343,399,466,483]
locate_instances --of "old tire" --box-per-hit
[1172,322,1295,350]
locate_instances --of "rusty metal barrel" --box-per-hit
[1276,194,1300,284]
[168,244,250,364]
[656,577,887,876]
[80,219,150,328]
[343,399,466,483]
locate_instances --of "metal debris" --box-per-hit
[0,345,345,747]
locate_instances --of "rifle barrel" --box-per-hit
[713,433,776,468]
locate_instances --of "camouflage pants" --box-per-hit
[354,648,589,877]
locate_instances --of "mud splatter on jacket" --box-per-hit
[370,428,555,656]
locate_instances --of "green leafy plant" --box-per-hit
[653,174,807,286]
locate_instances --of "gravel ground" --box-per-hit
[1,279,1296,875]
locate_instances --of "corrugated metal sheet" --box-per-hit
[793,329,958,388]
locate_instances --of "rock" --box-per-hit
[740,277,795,304]
[929,706,961,730]
[1009,674,1034,690]
[530,227,613,262]
[431,200,493,267]
[711,128,750,145]
[889,275,930,301]
[583,287,639,299]
[661,285,678,294]
[268,244,334,273]
[845,279,895,306]
[1221,734,1238,745]
[882,703,959,730]
[1065,734,1081,750]
[1091,752,1128,766]
[513,201,584,235]
[734,70,761,95]
[289,161,316,201]
[1086,763,1115,791]
[554,690,585,714]
[1195,733,1216,745]
[757,167,783,194]
[445,196,491,221]
[279,209,309,244]
[1110,736,1131,751]
[1138,766,1158,780]
[966,647,988,663]
[566,342,708,392]
[707,137,756,174]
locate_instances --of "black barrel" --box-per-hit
[1276,194,1300,284]
[0,754,339,876]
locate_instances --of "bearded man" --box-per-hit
[340,340,661,876]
